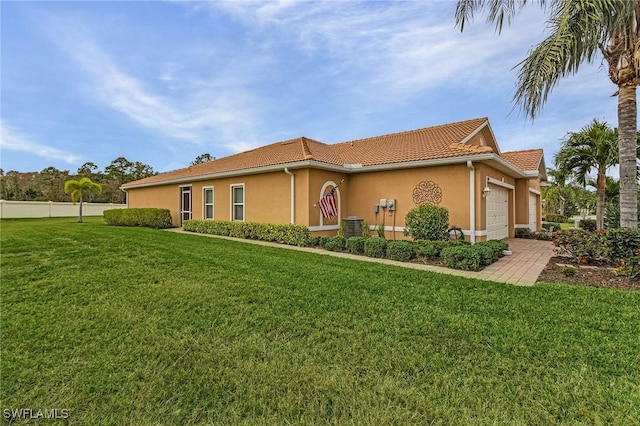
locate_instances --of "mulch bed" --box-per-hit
[537,256,640,291]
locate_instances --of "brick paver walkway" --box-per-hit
[168,229,556,286]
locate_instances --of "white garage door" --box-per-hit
[486,184,509,240]
[528,193,537,231]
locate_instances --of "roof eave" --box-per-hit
[121,153,531,190]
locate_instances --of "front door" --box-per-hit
[180,186,192,225]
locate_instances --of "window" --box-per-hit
[203,187,214,220]
[231,184,244,221]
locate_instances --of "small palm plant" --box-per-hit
[64,177,103,223]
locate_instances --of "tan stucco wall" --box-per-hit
[128,171,300,227]
[343,164,470,240]
[127,184,182,225]
[308,169,349,227]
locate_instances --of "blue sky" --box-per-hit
[1,1,619,175]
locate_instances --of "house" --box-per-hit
[121,117,547,242]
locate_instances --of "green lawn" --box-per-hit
[2,218,639,425]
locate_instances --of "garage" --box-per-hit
[486,184,509,240]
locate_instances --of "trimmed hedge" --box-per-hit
[346,236,366,255]
[440,246,482,271]
[324,236,346,252]
[386,241,415,261]
[364,237,387,258]
[104,208,173,229]
[183,220,310,247]
[414,240,469,260]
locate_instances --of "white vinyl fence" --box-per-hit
[0,200,126,219]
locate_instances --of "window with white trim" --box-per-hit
[203,187,214,220]
[231,184,244,221]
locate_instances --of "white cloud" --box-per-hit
[44,16,263,151]
[0,120,81,164]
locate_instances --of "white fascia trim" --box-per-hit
[529,188,541,195]
[487,177,515,190]
[309,225,340,231]
[459,121,488,146]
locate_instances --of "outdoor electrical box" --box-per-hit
[379,199,387,208]
[373,205,380,214]
[387,199,396,211]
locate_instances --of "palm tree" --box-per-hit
[64,177,103,223]
[554,120,618,229]
[455,0,639,229]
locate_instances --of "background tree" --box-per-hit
[77,162,98,178]
[191,153,213,165]
[456,0,640,229]
[63,177,103,223]
[554,120,618,229]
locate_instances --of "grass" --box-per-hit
[2,218,640,425]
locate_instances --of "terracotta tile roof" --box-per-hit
[501,149,544,172]
[124,117,533,188]
[124,136,341,187]
[332,117,491,166]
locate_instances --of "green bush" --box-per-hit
[318,236,331,248]
[515,228,533,239]
[480,240,509,258]
[475,244,497,266]
[579,219,597,232]
[552,228,607,264]
[440,246,481,271]
[415,241,439,259]
[364,237,387,258]
[543,213,565,223]
[414,239,469,260]
[346,236,366,255]
[104,208,173,229]
[404,205,449,241]
[542,222,563,232]
[182,220,310,246]
[324,235,346,252]
[601,228,640,263]
[307,236,321,247]
[386,241,415,261]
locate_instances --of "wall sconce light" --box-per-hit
[482,184,491,198]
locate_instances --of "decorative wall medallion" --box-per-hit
[412,180,442,205]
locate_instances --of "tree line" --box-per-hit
[0,157,156,204]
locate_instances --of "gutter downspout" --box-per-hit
[284,168,295,224]
[466,161,476,244]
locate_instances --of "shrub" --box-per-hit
[605,228,640,263]
[579,219,597,232]
[542,222,563,232]
[104,208,173,229]
[552,229,608,264]
[182,220,310,246]
[364,237,387,258]
[515,228,533,239]
[346,236,366,255]
[404,205,449,241]
[318,236,331,248]
[324,235,346,252]
[386,241,415,262]
[481,240,509,257]
[440,246,481,271]
[475,244,497,266]
[361,221,370,238]
[307,236,321,247]
[543,213,565,223]
[415,242,439,259]
[562,265,577,277]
